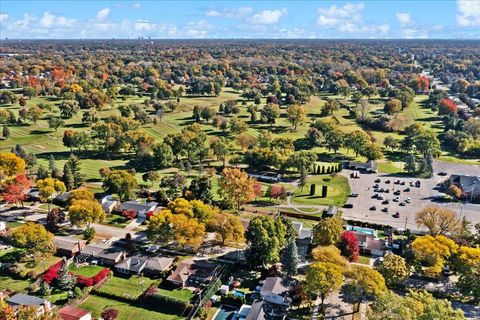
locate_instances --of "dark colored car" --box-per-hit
[393,212,400,218]
[382,200,389,204]
[394,190,401,195]
[370,206,376,211]
[385,180,391,184]
[438,172,448,176]
[404,188,410,192]
[375,179,381,183]
[343,204,353,209]
[381,207,388,212]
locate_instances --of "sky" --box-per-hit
[0,1,479,39]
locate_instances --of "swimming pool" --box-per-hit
[232,290,245,298]
[214,305,237,320]
[347,225,377,237]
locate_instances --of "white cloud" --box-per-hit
[207,7,254,19]
[132,3,142,9]
[96,8,110,21]
[396,12,411,26]
[0,13,8,23]
[206,10,221,17]
[39,11,75,28]
[317,3,364,26]
[457,0,480,26]
[184,20,213,38]
[251,8,287,25]
[401,28,429,39]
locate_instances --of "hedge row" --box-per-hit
[144,293,193,315]
[42,261,62,284]
[42,261,110,288]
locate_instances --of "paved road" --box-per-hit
[342,161,480,231]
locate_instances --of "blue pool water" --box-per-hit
[233,290,245,298]
[214,305,237,320]
[347,225,377,237]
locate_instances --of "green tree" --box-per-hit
[245,216,287,268]
[188,175,213,204]
[102,169,138,201]
[375,253,410,287]
[404,153,417,174]
[312,216,343,246]
[151,142,174,169]
[142,170,160,187]
[281,239,300,277]
[47,116,65,131]
[2,123,9,139]
[260,103,280,126]
[345,130,370,157]
[63,154,84,190]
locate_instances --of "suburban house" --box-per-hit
[450,174,480,201]
[77,240,125,267]
[7,293,51,314]
[115,255,174,276]
[292,221,312,262]
[344,160,378,173]
[100,195,119,214]
[353,231,386,256]
[52,192,71,206]
[167,259,217,287]
[59,305,92,320]
[260,277,290,306]
[54,236,87,258]
[119,201,158,218]
[246,300,287,320]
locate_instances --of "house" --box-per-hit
[115,255,174,276]
[78,240,125,267]
[260,277,290,306]
[292,222,312,262]
[353,231,386,256]
[101,195,118,214]
[59,305,92,320]
[7,293,51,314]
[54,236,87,257]
[450,174,480,201]
[0,221,6,232]
[234,304,252,320]
[119,201,158,218]
[344,160,377,173]
[53,192,71,206]
[167,259,217,287]
[246,300,286,320]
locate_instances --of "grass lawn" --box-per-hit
[81,295,184,320]
[68,264,106,277]
[156,287,194,302]
[101,213,129,228]
[357,255,371,265]
[377,161,403,174]
[0,275,32,292]
[21,256,62,275]
[96,276,158,299]
[6,221,23,229]
[291,174,350,207]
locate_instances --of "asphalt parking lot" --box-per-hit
[342,161,480,231]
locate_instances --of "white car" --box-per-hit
[406,197,411,203]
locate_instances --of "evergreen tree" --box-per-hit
[63,164,75,191]
[188,176,213,203]
[48,154,56,172]
[404,153,417,175]
[37,165,50,180]
[2,123,9,139]
[299,166,307,191]
[425,150,434,176]
[57,258,77,290]
[64,154,84,189]
[281,239,300,277]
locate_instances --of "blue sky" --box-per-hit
[0,1,479,39]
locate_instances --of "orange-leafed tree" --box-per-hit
[218,168,255,211]
[2,174,32,207]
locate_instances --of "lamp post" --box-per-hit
[404,217,408,230]
[470,181,478,203]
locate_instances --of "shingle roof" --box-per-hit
[7,293,47,306]
[260,277,287,296]
[451,175,480,192]
[54,236,86,251]
[120,201,158,214]
[59,305,91,320]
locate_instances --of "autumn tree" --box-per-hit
[384,98,402,116]
[2,174,31,207]
[311,245,349,271]
[36,178,66,212]
[286,104,307,131]
[46,208,66,233]
[411,235,458,277]
[312,216,343,246]
[375,253,410,287]
[0,153,26,178]
[415,205,461,236]
[438,98,458,115]
[339,231,359,262]
[209,212,244,245]
[268,184,287,203]
[10,222,54,260]
[218,168,255,210]
[260,103,280,126]
[342,265,387,309]
[69,198,105,227]
[306,262,343,315]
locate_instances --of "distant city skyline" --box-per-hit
[1,1,479,39]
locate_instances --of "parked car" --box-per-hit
[404,188,410,192]
[394,190,401,195]
[393,197,400,202]
[375,178,381,183]
[370,206,376,211]
[438,172,448,176]
[349,192,359,197]
[385,189,390,193]
[400,181,406,185]
[406,197,411,203]
[399,202,406,206]
[378,194,385,200]
[385,180,391,184]
[393,212,400,218]
[343,204,353,209]
[382,200,389,205]
[372,194,378,199]
[381,207,388,212]
[415,181,421,187]
[394,180,401,185]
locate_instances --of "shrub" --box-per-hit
[101,308,119,320]
[220,293,246,306]
[76,268,110,287]
[339,231,359,262]
[122,209,138,220]
[42,261,62,284]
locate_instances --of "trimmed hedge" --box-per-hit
[76,268,111,288]
[144,293,193,315]
[42,261,62,284]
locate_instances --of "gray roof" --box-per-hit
[80,242,124,260]
[115,255,174,273]
[261,277,287,296]
[145,256,175,272]
[54,236,86,251]
[120,201,158,214]
[115,256,147,273]
[246,301,265,320]
[8,293,48,307]
[451,175,480,192]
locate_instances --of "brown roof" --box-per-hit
[260,277,287,296]
[54,236,86,251]
[60,305,91,320]
[167,260,193,284]
[167,259,216,284]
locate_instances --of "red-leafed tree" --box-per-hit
[2,173,32,207]
[101,308,119,320]
[122,209,138,220]
[417,76,430,92]
[438,98,458,115]
[339,231,359,262]
[253,180,263,199]
[269,184,287,202]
